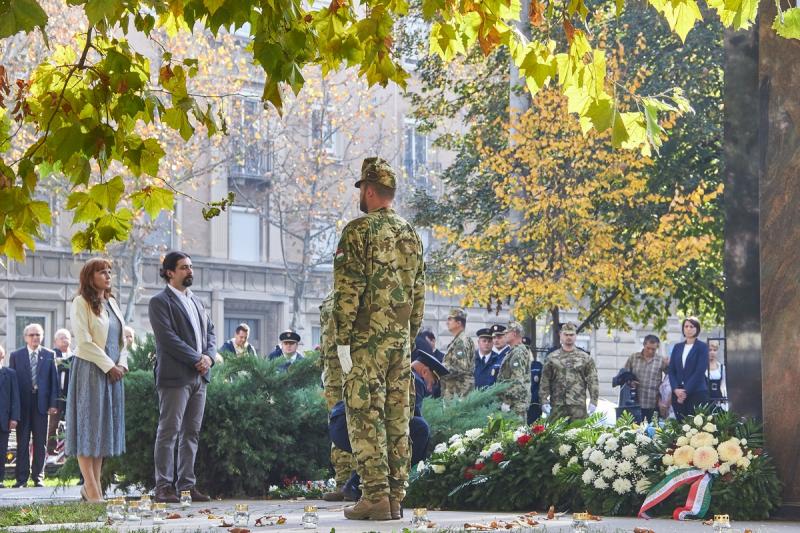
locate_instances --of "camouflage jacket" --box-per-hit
[440,330,475,398]
[496,344,532,410]
[319,291,342,383]
[332,207,425,352]
[539,348,599,406]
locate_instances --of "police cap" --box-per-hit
[355,157,396,190]
[414,349,450,378]
[476,328,492,339]
[279,330,301,342]
[490,324,507,337]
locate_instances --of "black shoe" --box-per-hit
[12,482,26,488]
[33,482,44,488]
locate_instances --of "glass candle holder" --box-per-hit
[712,514,731,532]
[180,490,192,508]
[234,503,250,526]
[153,502,167,523]
[126,500,140,522]
[302,504,319,529]
[114,498,126,521]
[411,508,429,528]
[571,512,590,533]
[138,494,152,516]
[105,499,120,523]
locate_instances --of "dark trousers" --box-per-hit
[527,403,542,425]
[16,399,48,484]
[154,380,207,491]
[672,391,709,422]
[640,407,658,423]
[0,430,9,482]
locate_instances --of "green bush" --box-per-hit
[99,354,329,497]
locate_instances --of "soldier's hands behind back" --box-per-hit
[588,403,597,414]
[337,345,353,374]
[500,403,511,412]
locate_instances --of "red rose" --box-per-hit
[517,434,532,446]
[464,469,475,480]
[474,462,485,471]
[532,425,545,434]
[491,451,505,464]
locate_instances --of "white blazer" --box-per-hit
[70,294,128,373]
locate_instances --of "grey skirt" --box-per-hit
[65,358,125,457]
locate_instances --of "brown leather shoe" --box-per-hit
[389,498,403,520]
[322,488,345,501]
[343,496,392,520]
[188,487,211,502]
[153,485,179,503]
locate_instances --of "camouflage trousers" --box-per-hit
[324,364,355,487]
[550,404,588,422]
[344,343,411,502]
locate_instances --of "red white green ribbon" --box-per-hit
[638,467,705,518]
[672,472,713,520]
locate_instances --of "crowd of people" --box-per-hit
[0,157,727,519]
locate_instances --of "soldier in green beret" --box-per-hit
[333,157,426,520]
[439,308,476,399]
[539,321,600,422]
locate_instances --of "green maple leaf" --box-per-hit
[131,187,175,219]
[89,175,125,210]
[0,0,47,38]
[85,0,124,25]
[773,8,800,39]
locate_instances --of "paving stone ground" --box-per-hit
[0,486,798,532]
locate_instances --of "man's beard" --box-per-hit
[182,276,193,287]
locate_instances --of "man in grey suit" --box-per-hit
[148,251,215,503]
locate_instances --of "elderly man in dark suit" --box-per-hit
[0,346,21,483]
[148,251,216,503]
[9,324,59,487]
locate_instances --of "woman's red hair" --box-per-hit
[78,258,113,316]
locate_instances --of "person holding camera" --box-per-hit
[623,335,666,422]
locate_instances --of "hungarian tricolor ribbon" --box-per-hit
[638,467,714,519]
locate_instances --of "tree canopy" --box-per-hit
[0,0,796,260]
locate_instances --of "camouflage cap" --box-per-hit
[507,321,524,335]
[355,157,396,190]
[560,321,578,334]
[447,308,467,320]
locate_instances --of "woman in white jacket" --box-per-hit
[67,258,128,502]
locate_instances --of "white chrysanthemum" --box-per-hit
[559,444,572,456]
[601,468,615,479]
[718,462,731,475]
[602,458,616,470]
[693,446,719,471]
[694,414,704,427]
[689,428,699,436]
[690,432,715,448]
[597,434,609,446]
[552,464,562,475]
[582,448,592,460]
[621,444,638,459]
[737,457,751,469]
[432,464,446,474]
[449,434,463,444]
[682,424,691,432]
[676,436,689,446]
[718,438,744,463]
[635,478,652,494]
[568,456,579,466]
[452,446,465,456]
[465,428,483,440]
[662,454,674,466]
[589,450,605,465]
[635,456,649,467]
[673,446,695,466]
[488,442,503,454]
[581,468,596,484]
[703,423,717,432]
[594,478,609,489]
[635,433,651,445]
[448,440,463,450]
[740,438,747,446]
[434,443,448,454]
[269,485,279,492]
[612,478,633,495]
[480,449,491,458]
[565,429,580,439]
[616,460,633,476]
[604,438,619,452]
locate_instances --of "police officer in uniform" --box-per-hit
[490,324,510,360]
[474,328,502,388]
[333,157,425,520]
[527,351,544,423]
[539,322,599,421]
[276,330,303,372]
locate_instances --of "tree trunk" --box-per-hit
[550,306,560,347]
[125,245,143,323]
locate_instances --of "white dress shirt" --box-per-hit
[168,284,203,354]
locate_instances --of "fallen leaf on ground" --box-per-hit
[703,519,714,525]
[167,513,182,519]
[589,514,602,521]
[634,528,655,533]
[228,528,250,533]
[547,505,555,519]
[276,516,287,524]
[219,520,233,527]
[207,514,222,519]
[425,521,436,528]
[199,508,213,514]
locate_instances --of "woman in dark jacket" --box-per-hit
[668,317,709,421]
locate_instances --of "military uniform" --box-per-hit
[319,293,354,490]
[496,343,532,418]
[539,347,599,421]
[333,158,425,507]
[439,324,475,399]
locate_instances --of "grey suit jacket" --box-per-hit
[148,287,216,388]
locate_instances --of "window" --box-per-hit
[229,207,261,262]
[311,107,336,154]
[224,317,261,354]
[230,98,272,178]
[404,122,428,183]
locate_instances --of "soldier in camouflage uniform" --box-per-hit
[496,322,532,418]
[439,308,475,399]
[539,321,600,421]
[319,292,357,502]
[333,157,425,521]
